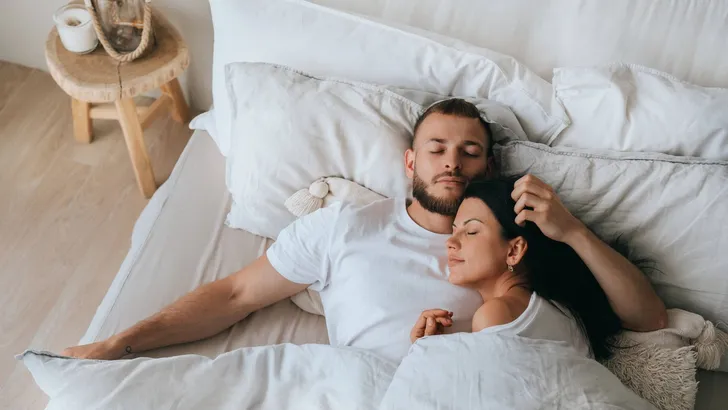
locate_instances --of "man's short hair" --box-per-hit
[412,98,494,158]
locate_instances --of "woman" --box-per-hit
[410,177,622,360]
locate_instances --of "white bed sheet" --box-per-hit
[79,129,328,359]
[78,130,728,408]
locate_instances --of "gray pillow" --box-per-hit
[497,141,728,326]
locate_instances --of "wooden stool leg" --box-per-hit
[71,98,93,143]
[160,78,190,124]
[115,98,156,198]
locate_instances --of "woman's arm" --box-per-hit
[471,299,520,333]
[511,175,667,332]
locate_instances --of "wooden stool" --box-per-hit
[45,12,190,198]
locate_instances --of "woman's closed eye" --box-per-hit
[467,231,478,236]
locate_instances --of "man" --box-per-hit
[63,99,667,361]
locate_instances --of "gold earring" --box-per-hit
[508,264,514,272]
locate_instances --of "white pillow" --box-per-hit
[225,62,521,239]
[386,87,527,143]
[552,63,728,159]
[224,62,417,239]
[497,141,728,326]
[201,0,568,155]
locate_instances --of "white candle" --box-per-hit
[53,4,98,54]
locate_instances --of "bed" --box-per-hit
[78,129,329,355]
[21,0,728,409]
[72,129,728,409]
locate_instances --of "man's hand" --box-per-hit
[511,174,584,243]
[61,339,124,360]
[410,309,453,343]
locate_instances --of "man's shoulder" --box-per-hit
[309,197,400,238]
[324,197,398,219]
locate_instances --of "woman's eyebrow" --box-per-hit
[452,218,484,228]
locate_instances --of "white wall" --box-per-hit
[3,0,726,111]
[0,0,213,111]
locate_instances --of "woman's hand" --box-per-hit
[410,309,454,343]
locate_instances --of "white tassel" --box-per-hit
[284,179,330,217]
[693,321,728,370]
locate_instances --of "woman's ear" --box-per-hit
[506,237,528,266]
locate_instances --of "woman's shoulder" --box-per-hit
[472,292,531,333]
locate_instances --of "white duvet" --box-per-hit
[380,333,655,410]
[20,333,653,410]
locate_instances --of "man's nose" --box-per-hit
[444,150,462,170]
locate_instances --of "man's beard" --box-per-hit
[412,171,462,217]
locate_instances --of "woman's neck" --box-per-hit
[406,199,455,234]
[476,271,530,302]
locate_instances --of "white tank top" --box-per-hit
[478,292,591,358]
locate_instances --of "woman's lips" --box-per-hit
[447,256,464,267]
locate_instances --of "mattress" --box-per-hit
[78,129,727,407]
[79,129,328,359]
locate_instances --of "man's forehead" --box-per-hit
[414,113,488,146]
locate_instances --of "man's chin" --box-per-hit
[412,176,464,216]
[430,187,464,201]
[418,192,461,216]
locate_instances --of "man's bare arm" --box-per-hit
[512,174,667,332]
[563,226,667,331]
[61,255,307,359]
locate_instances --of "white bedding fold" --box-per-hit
[380,333,655,409]
[19,333,657,410]
[19,345,395,410]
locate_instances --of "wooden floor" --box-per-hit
[0,61,193,409]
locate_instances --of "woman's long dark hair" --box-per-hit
[463,177,622,360]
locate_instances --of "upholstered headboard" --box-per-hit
[312,0,728,87]
[160,0,727,110]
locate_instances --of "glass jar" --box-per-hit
[94,0,153,52]
[53,4,99,54]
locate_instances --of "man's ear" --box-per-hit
[404,148,415,179]
[506,237,528,267]
[485,155,496,178]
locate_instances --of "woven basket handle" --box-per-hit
[84,0,153,62]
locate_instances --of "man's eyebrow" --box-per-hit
[426,138,484,147]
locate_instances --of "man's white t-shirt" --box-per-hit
[266,197,483,363]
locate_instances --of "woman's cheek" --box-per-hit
[447,265,469,286]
